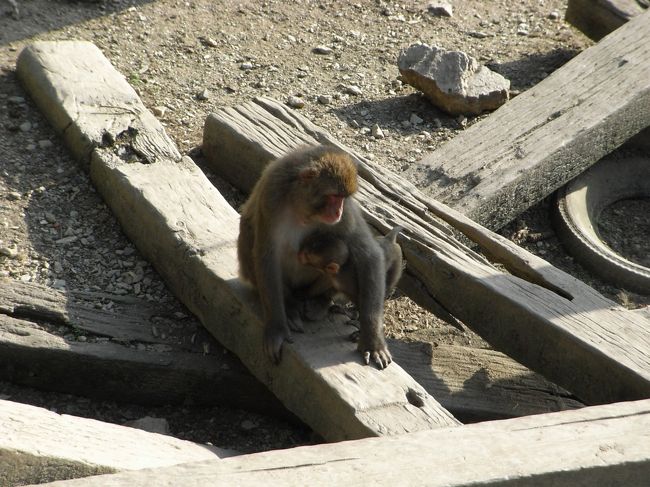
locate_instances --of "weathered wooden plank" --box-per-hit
[403,9,650,231]
[16,40,459,442]
[33,399,650,487]
[0,312,281,412]
[0,280,575,422]
[202,96,650,406]
[0,399,231,486]
[566,0,646,40]
[389,341,583,422]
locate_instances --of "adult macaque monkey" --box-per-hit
[238,144,392,368]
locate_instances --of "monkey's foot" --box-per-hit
[264,322,293,365]
[357,336,392,369]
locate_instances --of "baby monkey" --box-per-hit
[298,225,404,303]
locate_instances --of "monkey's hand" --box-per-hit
[357,332,392,369]
[264,320,293,365]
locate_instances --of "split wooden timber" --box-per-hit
[31,399,650,487]
[202,96,650,406]
[0,278,285,413]
[15,40,460,442]
[566,0,647,40]
[0,281,580,422]
[0,399,231,486]
[402,9,650,231]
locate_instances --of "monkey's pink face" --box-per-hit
[318,194,345,224]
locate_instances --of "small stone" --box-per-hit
[287,95,305,108]
[548,11,560,20]
[55,236,78,245]
[0,246,18,258]
[517,23,530,36]
[7,191,22,201]
[44,212,56,223]
[410,113,424,125]
[426,2,453,17]
[77,335,87,342]
[317,95,332,105]
[241,419,256,430]
[196,89,210,101]
[312,45,333,55]
[52,279,67,289]
[201,37,219,48]
[152,106,167,117]
[54,261,64,273]
[19,121,32,132]
[371,124,385,138]
[240,61,254,70]
[457,115,468,127]
[344,85,363,96]
[8,96,25,104]
[20,274,31,282]
[38,139,53,149]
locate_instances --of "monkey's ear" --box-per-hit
[299,167,320,182]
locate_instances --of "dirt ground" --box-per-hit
[1,0,648,456]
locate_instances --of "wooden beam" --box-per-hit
[0,279,582,422]
[0,279,285,414]
[0,399,231,486]
[201,96,650,406]
[566,0,646,40]
[30,399,650,487]
[16,40,460,442]
[403,9,650,231]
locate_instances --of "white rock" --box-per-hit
[371,124,385,138]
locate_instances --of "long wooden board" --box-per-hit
[0,282,580,423]
[15,40,459,442]
[403,9,650,231]
[0,279,284,413]
[202,96,650,406]
[0,399,231,486]
[31,399,650,487]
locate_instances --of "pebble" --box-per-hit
[371,124,385,138]
[152,106,167,117]
[19,121,32,132]
[517,23,530,36]
[38,139,53,149]
[55,236,78,245]
[410,113,423,125]
[202,37,219,48]
[8,96,25,104]
[241,420,257,430]
[317,94,332,105]
[286,95,305,108]
[196,89,210,101]
[240,61,254,70]
[426,2,453,17]
[0,246,18,258]
[44,212,57,223]
[344,85,363,96]
[7,191,22,201]
[312,45,333,55]
[548,11,560,20]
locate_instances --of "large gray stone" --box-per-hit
[398,43,510,115]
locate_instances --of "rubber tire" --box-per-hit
[553,156,650,295]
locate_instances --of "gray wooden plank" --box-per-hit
[389,341,583,422]
[15,40,460,442]
[31,399,650,487]
[0,399,231,487]
[202,96,650,406]
[566,0,646,40]
[0,312,279,411]
[404,9,650,231]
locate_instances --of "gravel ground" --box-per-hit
[1,0,648,455]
